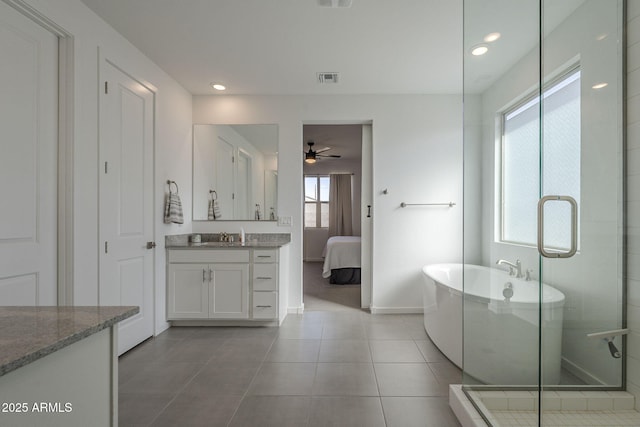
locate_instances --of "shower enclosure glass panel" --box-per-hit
[540,0,624,390]
[462,0,624,426]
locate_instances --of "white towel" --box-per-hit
[164,191,184,224]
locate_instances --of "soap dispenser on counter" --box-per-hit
[239,227,245,244]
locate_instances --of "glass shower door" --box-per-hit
[462,0,625,426]
[462,0,544,423]
[539,0,624,407]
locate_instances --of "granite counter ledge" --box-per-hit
[0,305,138,377]
[165,232,291,248]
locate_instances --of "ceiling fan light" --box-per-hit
[305,151,316,163]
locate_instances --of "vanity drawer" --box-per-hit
[168,249,249,264]
[253,263,277,291]
[252,292,277,319]
[253,249,278,263]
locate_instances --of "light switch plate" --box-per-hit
[278,216,292,226]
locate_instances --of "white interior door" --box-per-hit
[99,58,154,355]
[0,2,58,305]
[216,137,235,219]
[236,149,251,219]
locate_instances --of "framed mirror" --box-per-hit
[193,124,278,221]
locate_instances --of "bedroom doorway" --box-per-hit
[302,123,372,311]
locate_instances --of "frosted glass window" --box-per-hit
[304,175,329,228]
[501,69,580,249]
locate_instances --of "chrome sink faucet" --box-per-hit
[496,259,523,278]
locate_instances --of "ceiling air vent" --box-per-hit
[317,72,340,84]
[317,0,353,7]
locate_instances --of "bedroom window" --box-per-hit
[304,175,329,228]
[499,67,581,249]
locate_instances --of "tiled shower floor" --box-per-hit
[450,385,640,427]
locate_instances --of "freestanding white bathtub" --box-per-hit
[422,263,565,385]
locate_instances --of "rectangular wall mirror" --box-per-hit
[193,124,278,221]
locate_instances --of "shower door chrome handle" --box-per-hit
[537,195,578,258]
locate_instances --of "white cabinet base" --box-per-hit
[167,248,282,323]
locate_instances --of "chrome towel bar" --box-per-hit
[400,202,456,208]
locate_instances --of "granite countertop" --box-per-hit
[0,306,138,377]
[165,233,291,249]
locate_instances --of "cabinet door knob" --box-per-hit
[146,241,156,249]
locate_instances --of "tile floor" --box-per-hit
[118,311,463,426]
[302,261,362,312]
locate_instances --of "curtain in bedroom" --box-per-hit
[328,173,353,237]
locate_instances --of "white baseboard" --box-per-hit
[370,307,424,314]
[155,321,170,336]
[170,320,279,327]
[288,305,304,315]
[286,306,421,315]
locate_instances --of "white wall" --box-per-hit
[475,0,623,385]
[625,0,640,408]
[193,95,462,313]
[463,95,483,264]
[23,0,193,334]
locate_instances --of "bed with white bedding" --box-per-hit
[322,236,361,284]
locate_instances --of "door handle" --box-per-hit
[146,241,156,249]
[537,195,577,258]
[367,205,372,218]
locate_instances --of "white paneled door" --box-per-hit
[99,58,154,355]
[216,137,235,219]
[0,2,58,305]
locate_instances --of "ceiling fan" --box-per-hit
[304,141,341,164]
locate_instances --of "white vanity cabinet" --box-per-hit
[167,249,250,320]
[167,247,280,322]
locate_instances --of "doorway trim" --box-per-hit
[300,120,374,310]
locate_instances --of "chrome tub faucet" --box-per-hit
[496,259,523,278]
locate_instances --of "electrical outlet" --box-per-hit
[278,216,292,226]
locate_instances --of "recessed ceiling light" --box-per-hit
[592,82,608,89]
[211,83,226,91]
[317,0,352,7]
[483,32,501,42]
[471,44,489,56]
